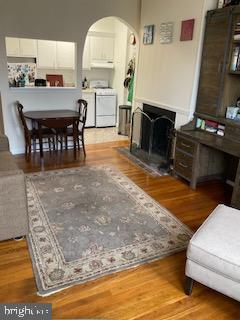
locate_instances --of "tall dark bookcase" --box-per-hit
[196,6,240,118]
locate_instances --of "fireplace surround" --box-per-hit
[130,104,176,171]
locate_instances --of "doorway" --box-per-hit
[81,17,138,145]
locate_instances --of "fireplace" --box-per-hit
[130,104,175,172]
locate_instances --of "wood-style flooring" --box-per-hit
[0,140,239,319]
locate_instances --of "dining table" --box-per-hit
[24,109,79,159]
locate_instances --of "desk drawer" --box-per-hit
[176,135,196,155]
[174,150,193,180]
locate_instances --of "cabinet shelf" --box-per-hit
[195,112,240,128]
[196,128,224,138]
[229,70,240,75]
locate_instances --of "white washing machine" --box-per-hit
[90,80,117,127]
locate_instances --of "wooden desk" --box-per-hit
[174,129,240,209]
[24,109,79,158]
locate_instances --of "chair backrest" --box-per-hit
[77,99,88,129]
[15,101,30,138]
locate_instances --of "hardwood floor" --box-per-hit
[1,140,239,319]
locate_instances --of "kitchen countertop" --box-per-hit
[82,88,96,93]
[9,86,78,90]
[9,87,97,93]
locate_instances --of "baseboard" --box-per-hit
[10,147,24,155]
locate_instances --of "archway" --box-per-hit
[81,16,139,144]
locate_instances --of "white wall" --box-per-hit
[111,20,138,124]
[89,17,116,33]
[0,0,141,154]
[112,20,129,108]
[135,0,217,128]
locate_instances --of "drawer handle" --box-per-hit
[181,142,191,148]
[179,162,188,169]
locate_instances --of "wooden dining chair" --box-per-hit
[65,99,88,157]
[41,117,78,155]
[16,101,55,159]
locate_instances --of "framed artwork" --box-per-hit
[143,25,154,45]
[7,63,36,87]
[180,19,195,41]
[46,74,64,87]
[160,22,174,44]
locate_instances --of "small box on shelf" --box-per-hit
[196,117,225,137]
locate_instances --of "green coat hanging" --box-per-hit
[128,74,134,104]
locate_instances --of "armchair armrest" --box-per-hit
[0,170,28,241]
[0,134,9,151]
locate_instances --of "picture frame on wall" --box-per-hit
[180,19,195,41]
[143,25,154,45]
[159,22,174,44]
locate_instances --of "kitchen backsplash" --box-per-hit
[82,69,113,88]
[37,69,76,87]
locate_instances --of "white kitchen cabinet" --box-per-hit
[90,37,103,61]
[102,37,114,61]
[82,37,91,70]
[19,39,37,57]
[37,40,75,69]
[90,36,114,61]
[6,37,76,70]
[56,41,75,69]
[6,37,37,57]
[82,92,95,127]
[6,37,20,57]
[37,40,56,69]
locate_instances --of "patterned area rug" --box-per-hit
[116,147,169,177]
[26,166,192,296]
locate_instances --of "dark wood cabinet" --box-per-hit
[196,9,233,117]
[196,6,240,118]
[174,6,240,210]
[174,130,240,209]
[174,133,199,189]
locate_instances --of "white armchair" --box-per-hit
[185,205,240,302]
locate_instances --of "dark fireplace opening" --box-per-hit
[130,104,176,172]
